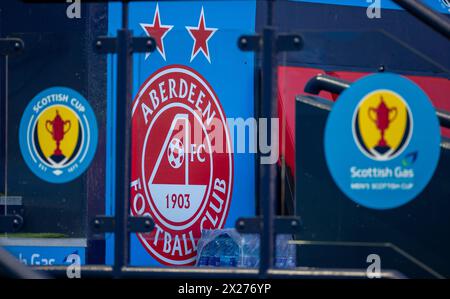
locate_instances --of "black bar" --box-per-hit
[91,1,155,278]
[259,27,278,277]
[118,267,405,279]
[91,215,154,233]
[122,0,129,29]
[35,265,113,279]
[236,216,301,234]
[304,74,351,95]
[437,109,450,129]
[276,34,303,52]
[392,0,450,40]
[0,38,24,56]
[0,215,23,233]
[304,75,450,129]
[94,36,156,54]
[113,1,132,277]
[238,35,261,52]
[114,28,132,276]
[32,265,405,279]
[94,37,117,54]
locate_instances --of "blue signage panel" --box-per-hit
[4,245,85,266]
[324,73,441,209]
[106,1,256,266]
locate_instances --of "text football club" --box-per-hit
[131,65,234,265]
[324,74,440,210]
[19,87,98,183]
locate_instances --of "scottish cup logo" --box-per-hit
[19,87,98,183]
[352,90,413,161]
[325,74,440,209]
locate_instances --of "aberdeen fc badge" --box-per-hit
[19,87,98,184]
[130,65,233,265]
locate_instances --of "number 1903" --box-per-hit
[166,193,191,209]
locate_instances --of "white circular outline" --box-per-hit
[131,66,234,265]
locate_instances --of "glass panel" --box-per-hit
[1,0,449,279]
[120,0,258,269]
[0,1,108,267]
[277,0,450,278]
[1,0,262,274]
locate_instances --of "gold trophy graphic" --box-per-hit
[368,96,398,154]
[46,110,71,163]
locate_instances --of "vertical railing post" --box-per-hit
[92,1,155,278]
[237,24,302,278]
[259,26,278,276]
[114,1,132,277]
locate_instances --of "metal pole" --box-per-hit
[393,0,450,39]
[114,0,132,277]
[437,109,450,129]
[259,27,278,277]
[303,74,450,129]
[122,0,129,29]
[304,74,352,95]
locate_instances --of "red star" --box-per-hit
[186,7,217,63]
[140,4,173,60]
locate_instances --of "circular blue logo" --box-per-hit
[324,74,440,209]
[19,87,98,183]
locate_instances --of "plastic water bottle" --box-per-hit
[240,234,260,268]
[227,236,239,267]
[216,233,239,267]
[197,243,211,267]
[209,237,221,267]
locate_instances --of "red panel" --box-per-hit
[278,66,450,174]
